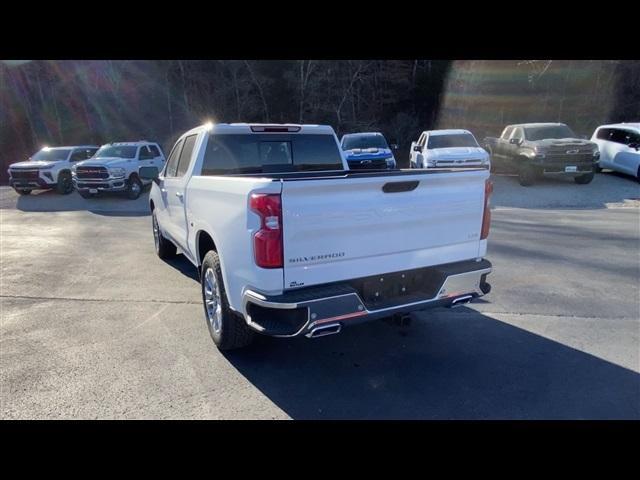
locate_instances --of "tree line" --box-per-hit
[1,59,637,180]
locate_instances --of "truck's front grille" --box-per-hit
[348,159,388,170]
[10,169,39,179]
[76,166,109,179]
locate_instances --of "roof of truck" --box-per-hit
[596,122,640,131]
[102,141,160,146]
[426,129,473,136]
[182,123,336,137]
[506,123,567,129]
[40,145,99,149]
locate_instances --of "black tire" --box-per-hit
[14,188,31,195]
[201,250,254,351]
[152,210,176,259]
[56,171,73,194]
[78,189,94,199]
[518,164,536,186]
[594,162,602,173]
[126,174,143,200]
[637,165,640,183]
[574,171,595,185]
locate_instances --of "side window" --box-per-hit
[596,128,611,140]
[627,131,640,145]
[148,145,161,157]
[165,139,184,177]
[511,127,523,140]
[175,134,198,177]
[70,149,88,161]
[609,129,629,145]
[139,146,154,160]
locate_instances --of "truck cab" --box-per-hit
[72,141,165,199]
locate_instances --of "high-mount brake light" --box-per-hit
[250,193,283,268]
[250,125,301,133]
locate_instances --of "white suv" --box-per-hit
[72,141,165,199]
[591,123,640,181]
[8,145,99,195]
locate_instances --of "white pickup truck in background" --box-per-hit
[410,129,490,169]
[144,123,493,351]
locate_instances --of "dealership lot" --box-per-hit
[1,172,639,419]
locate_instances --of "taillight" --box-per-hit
[481,179,493,240]
[250,193,283,268]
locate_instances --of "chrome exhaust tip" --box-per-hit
[450,294,473,308]
[306,323,342,338]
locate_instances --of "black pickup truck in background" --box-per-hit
[483,123,600,186]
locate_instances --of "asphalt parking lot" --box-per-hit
[1,171,639,419]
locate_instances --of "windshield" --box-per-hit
[524,125,576,141]
[342,134,389,150]
[427,133,478,149]
[31,148,71,161]
[95,145,138,158]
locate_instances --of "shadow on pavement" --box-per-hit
[163,254,199,282]
[224,307,640,419]
[7,188,151,217]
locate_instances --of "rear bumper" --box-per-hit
[242,259,492,338]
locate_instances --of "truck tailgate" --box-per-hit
[281,169,489,290]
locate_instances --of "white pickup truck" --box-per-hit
[72,141,165,199]
[410,129,490,169]
[145,123,493,351]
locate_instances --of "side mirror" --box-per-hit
[390,143,399,150]
[509,138,521,145]
[629,142,639,151]
[413,145,422,153]
[139,166,159,182]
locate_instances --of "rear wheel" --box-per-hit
[126,174,142,200]
[152,210,176,259]
[518,164,536,186]
[14,188,31,195]
[56,171,73,194]
[574,171,595,184]
[201,250,254,351]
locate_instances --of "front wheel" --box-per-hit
[574,171,595,184]
[14,188,31,195]
[56,171,73,194]
[518,164,536,186]
[126,174,142,200]
[594,162,602,173]
[201,250,254,351]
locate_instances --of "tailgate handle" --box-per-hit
[382,180,419,193]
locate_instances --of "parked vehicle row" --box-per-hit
[143,123,493,351]
[7,141,165,199]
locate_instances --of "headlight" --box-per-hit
[109,168,125,177]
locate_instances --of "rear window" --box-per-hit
[201,134,344,175]
[428,133,478,149]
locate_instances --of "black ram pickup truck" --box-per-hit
[484,123,600,186]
